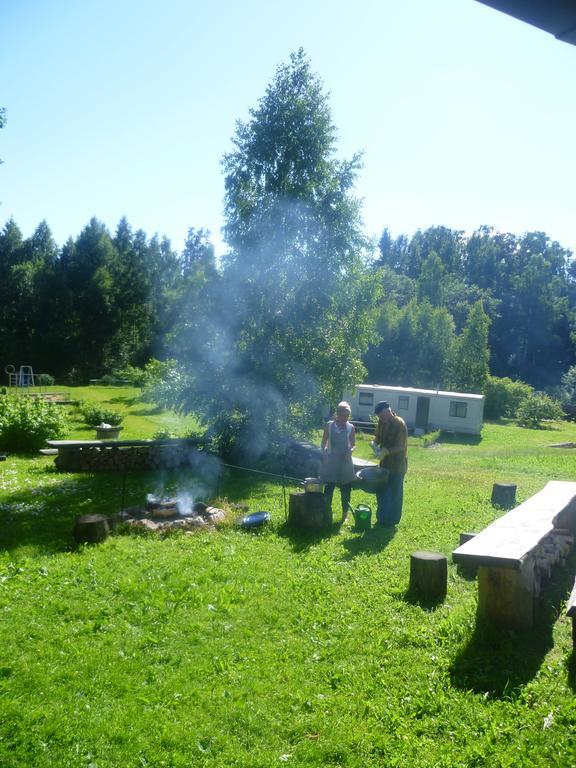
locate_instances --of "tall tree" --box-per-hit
[451,300,491,393]
[417,252,445,306]
[107,217,154,368]
[61,218,119,377]
[175,49,379,457]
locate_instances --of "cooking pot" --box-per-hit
[301,477,324,494]
[355,467,389,494]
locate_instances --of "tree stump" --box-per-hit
[73,514,110,544]
[288,492,331,530]
[409,551,447,602]
[491,483,517,509]
[288,492,307,527]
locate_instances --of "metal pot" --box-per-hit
[355,467,389,494]
[302,477,324,494]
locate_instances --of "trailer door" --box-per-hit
[415,396,430,431]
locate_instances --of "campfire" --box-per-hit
[117,493,226,532]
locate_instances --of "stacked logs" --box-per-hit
[532,528,574,598]
[55,442,200,472]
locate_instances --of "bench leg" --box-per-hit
[477,562,535,630]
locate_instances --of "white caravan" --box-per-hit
[344,384,485,435]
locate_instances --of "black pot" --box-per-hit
[355,467,389,493]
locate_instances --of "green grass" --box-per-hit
[1,398,576,767]
[17,385,201,440]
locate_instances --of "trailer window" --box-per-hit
[449,401,467,418]
[397,396,409,410]
[359,392,374,406]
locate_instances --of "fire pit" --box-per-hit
[145,494,179,518]
[117,493,228,532]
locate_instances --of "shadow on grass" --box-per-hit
[450,558,576,698]
[404,586,447,611]
[107,395,140,406]
[1,464,187,555]
[277,520,343,552]
[130,405,165,416]
[339,523,396,560]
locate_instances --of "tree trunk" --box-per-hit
[409,551,447,602]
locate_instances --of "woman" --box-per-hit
[320,401,356,523]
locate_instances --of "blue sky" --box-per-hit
[1,0,575,256]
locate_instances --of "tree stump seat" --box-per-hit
[288,491,331,530]
[491,482,517,509]
[73,514,110,544]
[409,551,448,602]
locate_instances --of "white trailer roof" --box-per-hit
[357,384,484,401]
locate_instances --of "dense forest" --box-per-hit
[1,216,573,393]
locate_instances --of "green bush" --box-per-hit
[114,365,146,387]
[484,375,533,419]
[78,402,124,427]
[140,359,185,409]
[0,395,68,451]
[516,392,564,428]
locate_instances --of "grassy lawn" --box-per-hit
[22,385,202,440]
[1,392,576,767]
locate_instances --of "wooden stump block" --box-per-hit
[288,492,331,530]
[491,483,517,509]
[73,514,110,544]
[409,551,447,602]
[477,562,534,630]
[288,492,307,527]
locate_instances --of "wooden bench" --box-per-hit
[452,481,576,630]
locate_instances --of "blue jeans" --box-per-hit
[375,473,404,526]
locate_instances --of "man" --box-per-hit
[371,400,408,527]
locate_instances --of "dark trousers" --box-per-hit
[375,473,404,526]
[324,482,352,517]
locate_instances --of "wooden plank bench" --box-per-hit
[452,481,576,630]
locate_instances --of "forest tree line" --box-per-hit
[1,216,574,394]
